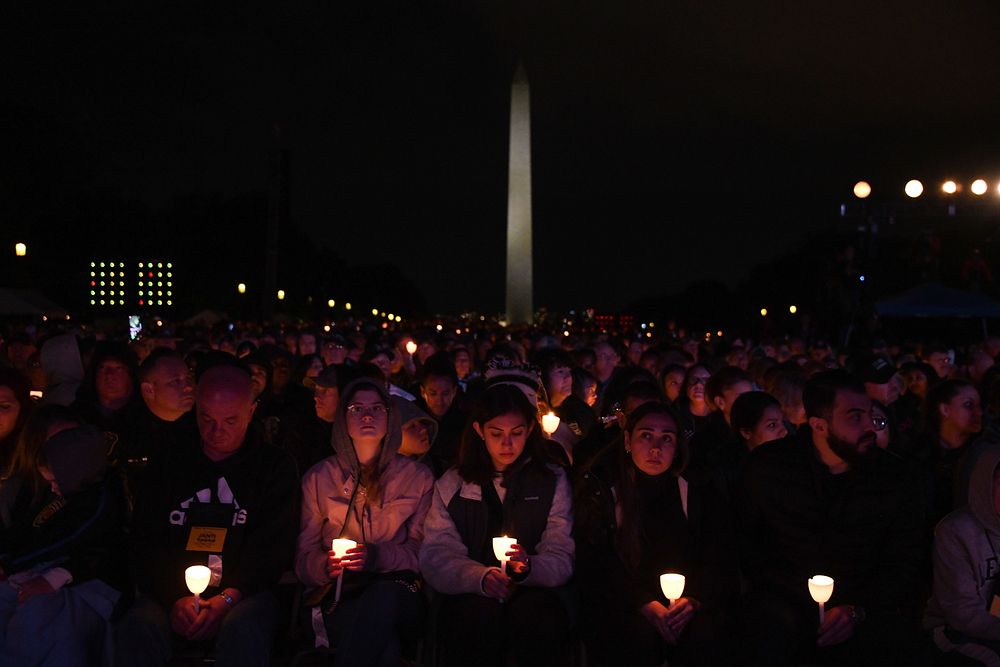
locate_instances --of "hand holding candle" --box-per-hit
[184,565,211,613]
[492,536,518,574]
[541,411,560,436]
[660,573,686,606]
[330,538,358,605]
[808,575,834,624]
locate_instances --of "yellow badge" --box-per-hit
[186,526,228,552]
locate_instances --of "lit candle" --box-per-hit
[492,536,518,574]
[405,340,418,355]
[660,572,685,606]
[541,411,560,436]
[331,538,358,605]
[185,565,211,613]
[808,575,834,624]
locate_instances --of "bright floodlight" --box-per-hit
[942,180,958,194]
[904,180,924,198]
[14,243,26,257]
[853,181,871,199]
[972,179,988,196]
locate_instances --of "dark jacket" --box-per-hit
[0,426,128,592]
[736,430,926,612]
[129,428,300,606]
[574,445,738,615]
[113,405,197,507]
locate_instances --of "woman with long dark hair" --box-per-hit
[0,368,32,475]
[295,378,434,666]
[920,379,983,526]
[575,402,737,666]
[420,384,573,667]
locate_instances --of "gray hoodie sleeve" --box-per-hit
[931,513,1000,640]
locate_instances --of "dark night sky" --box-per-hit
[5,2,1000,314]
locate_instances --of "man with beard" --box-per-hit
[736,371,926,666]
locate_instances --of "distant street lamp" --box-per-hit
[14,243,26,257]
[904,180,924,198]
[789,305,798,314]
[760,308,768,317]
[971,179,988,196]
[942,180,958,195]
[277,289,286,300]
[327,299,335,308]
[237,283,247,294]
[853,181,871,199]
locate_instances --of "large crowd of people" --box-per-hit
[2,320,1000,666]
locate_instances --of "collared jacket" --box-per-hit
[295,378,435,589]
[925,445,1000,639]
[419,461,574,595]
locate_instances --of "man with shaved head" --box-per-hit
[117,362,300,667]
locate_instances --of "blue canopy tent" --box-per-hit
[875,283,1000,337]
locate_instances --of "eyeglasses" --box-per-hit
[872,416,887,431]
[346,404,387,418]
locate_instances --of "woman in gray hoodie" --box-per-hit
[925,445,1000,664]
[295,378,434,666]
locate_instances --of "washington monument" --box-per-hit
[505,63,533,324]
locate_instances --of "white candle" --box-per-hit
[808,575,834,624]
[541,411,560,435]
[185,565,211,613]
[492,536,518,573]
[660,573,686,605]
[331,538,358,604]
